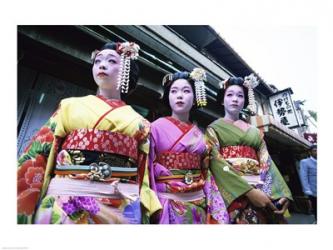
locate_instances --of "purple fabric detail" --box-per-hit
[260,172,273,196]
[62,196,100,215]
[204,175,229,223]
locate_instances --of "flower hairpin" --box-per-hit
[116,42,140,93]
[190,68,207,107]
[118,42,140,60]
[244,73,259,89]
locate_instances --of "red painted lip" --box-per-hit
[97,72,108,77]
[176,101,184,105]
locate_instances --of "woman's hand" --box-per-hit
[273,197,290,214]
[245,189,277,211]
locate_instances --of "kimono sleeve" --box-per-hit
[257,133,293,201]
[17,102,65,224]
[136,120,162,221]
[204,127,252,207]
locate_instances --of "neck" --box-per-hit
[224,112,239,122]
[171,112,190,123]
[98,88,121,100]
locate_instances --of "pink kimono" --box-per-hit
[149,117,229,224]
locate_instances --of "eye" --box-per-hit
[184,89,191,94]
[94,59,100,64]
[108,59,117,64]
[170,89,177,94]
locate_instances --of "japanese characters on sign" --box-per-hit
[269,88,300,128]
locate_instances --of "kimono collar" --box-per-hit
[96,95,126,108]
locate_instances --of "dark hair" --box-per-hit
[162,71,198,110]
[310,144,317,150]
[216,76,249,108]
[94,42,140,97]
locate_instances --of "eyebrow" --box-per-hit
[226,90,244,94]
[96,53,118,59]
[170,86,191,90]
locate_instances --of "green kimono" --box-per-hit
[205,118,292,212]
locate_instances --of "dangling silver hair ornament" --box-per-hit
[190,68,207,107]
[116,42,140,94]
[244,73,259,115]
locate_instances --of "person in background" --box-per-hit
[299,144,317,221]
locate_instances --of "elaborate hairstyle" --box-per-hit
[91,41,140,96]
[216,73,259,115]
[162,68,207,109]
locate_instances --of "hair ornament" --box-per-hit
[190,68,207,107]
[116,42,140,93]
[244,73,259,115]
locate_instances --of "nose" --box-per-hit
[176,92,183,99]
[99,62,107,70]
[231,95,238,102]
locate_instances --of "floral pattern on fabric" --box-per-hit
[204,174,229,223]
[62,129,138,160]
[157,152,201,170]
[168,199,207,224]
[220,145,258,160]
[17,120,56,222]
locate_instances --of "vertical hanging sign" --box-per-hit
[269,88,300,128]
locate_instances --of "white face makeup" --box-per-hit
[223,85,245,116]
[168,79,194,116]
[92,49,121,91]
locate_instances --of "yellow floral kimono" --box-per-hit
[17,95,161,224]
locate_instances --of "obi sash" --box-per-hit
[57,129,139,182]
[155,152,203,185]
[220,145,262,186]
[156,152,201,170]
[62,129,138,160]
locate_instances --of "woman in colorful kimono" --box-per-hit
[17,42,161,224]
[149,68,229,224]
[205,75,293,224]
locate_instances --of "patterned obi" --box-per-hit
[220,145,261,185]
[156,152,201,170]
[220,145,258,161]
[156,152,203,186]
[55,129,139,182]
[62,128,138,160]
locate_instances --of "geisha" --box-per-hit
[148,68,229,224]
[17,41,161,224]
[205,75,293,224]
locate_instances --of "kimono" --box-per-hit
[205,118,293,224]
[149,117,229,224]
[17,95,161,224]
